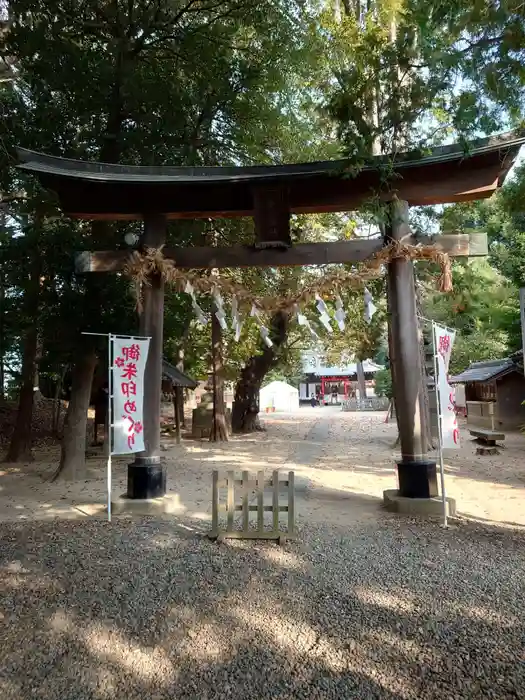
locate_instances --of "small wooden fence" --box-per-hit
[341,397,390,412]
[209,470,295,544]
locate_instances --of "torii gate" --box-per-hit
[17,131,525,506]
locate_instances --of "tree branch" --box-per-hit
[0,192,27,205]
[455,33,505,56]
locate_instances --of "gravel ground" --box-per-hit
[1,515,524,700]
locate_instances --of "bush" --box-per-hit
[374,368,393,399]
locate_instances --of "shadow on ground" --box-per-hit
[1,514,524,699]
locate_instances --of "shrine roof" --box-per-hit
[450,358,518,384]
[16,131,525,219]
[305,360,384,377]
[161,359,198,389]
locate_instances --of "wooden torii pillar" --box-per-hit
[386,199,436,497]
[127,212,167,499]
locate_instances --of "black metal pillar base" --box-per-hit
[397,460,438,499]
[127,458,166,499]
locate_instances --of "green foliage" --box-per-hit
[264,359,304,388]
[374,368,393,398]
[0,0,336,394]
[426,0,525,130]
[318,0,525,164]
[317,0,449,156]
[491,168,525,290]
[433,160,525,374]
[2,0,525,405]
[423,253,521,374]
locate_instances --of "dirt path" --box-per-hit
[0,408,524,527]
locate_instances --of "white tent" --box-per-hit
[260,381,299,413]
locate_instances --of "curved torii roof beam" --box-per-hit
[16,131,525,220]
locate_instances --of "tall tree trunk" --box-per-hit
[386,272,401,448]
[4,327,39,462]
[210,311,228,442]
[56,77,124,478]
[53,349,97,480]
[232,311,289,433]
[356,360,367,398]
[177,387,185,429]
[56,253,107,477]
[4,217,42,462]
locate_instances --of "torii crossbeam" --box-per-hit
[17,131,525,507]
[76,232,488,273]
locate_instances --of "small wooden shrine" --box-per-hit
[17,131,525,504]
[451,351,525,431]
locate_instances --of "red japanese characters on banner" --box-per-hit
[438,334,450,360]
[433,324,459,449]
[448,391,460,446]
[111,337,150,455]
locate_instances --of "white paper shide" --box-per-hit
[111,336,151,455]
[433,323,459,449]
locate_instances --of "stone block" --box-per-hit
[383,489,457,518]
[111,494,183,516]
[192,392,232,437]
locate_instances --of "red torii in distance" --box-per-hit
[17,131,525,505]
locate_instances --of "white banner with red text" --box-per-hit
[433,323,460,449]
[110,336,151,455]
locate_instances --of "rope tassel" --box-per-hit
[436,255,453,292]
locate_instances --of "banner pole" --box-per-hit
[432,322,448,528]
[107,334,113,523]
